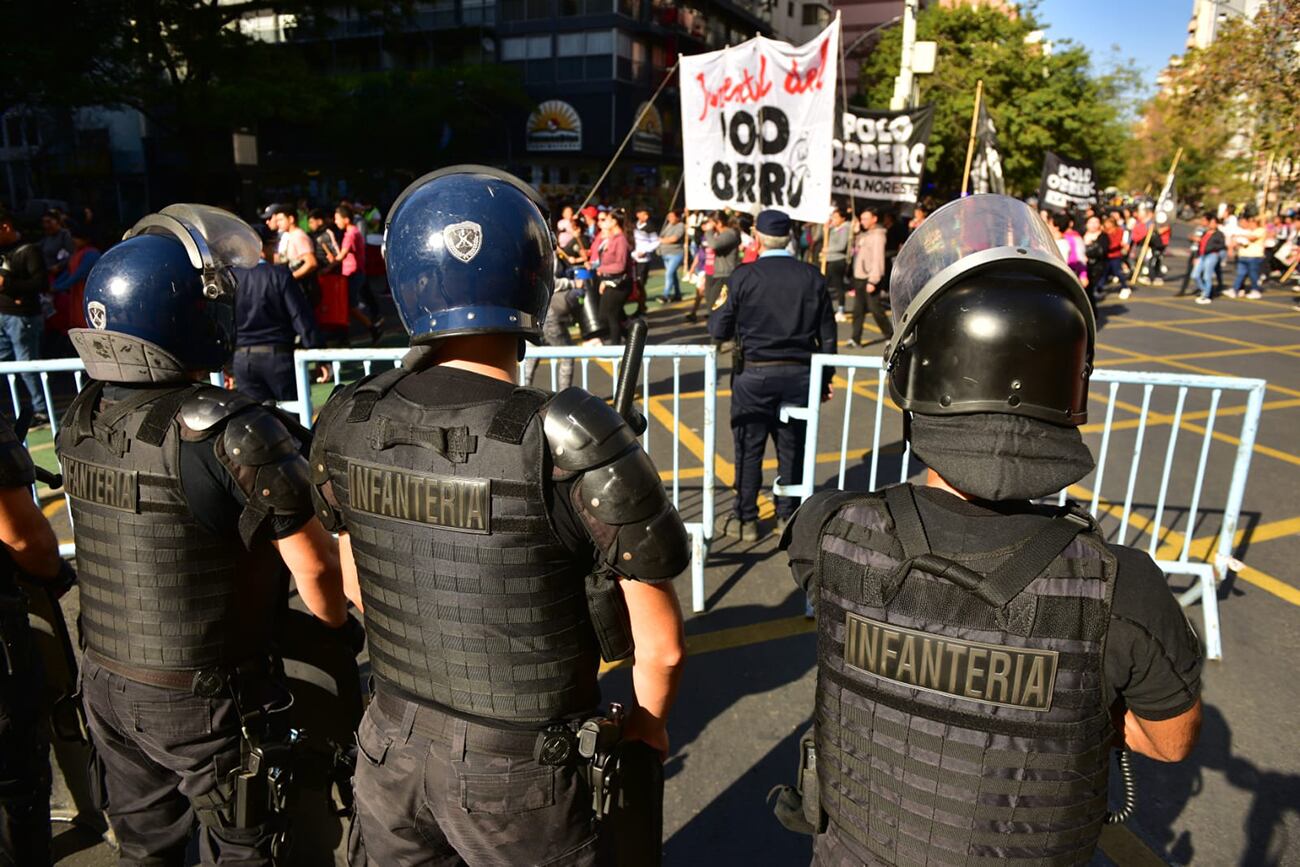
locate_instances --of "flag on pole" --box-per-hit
[970,97,1004,195]
[1155,164,1177,217]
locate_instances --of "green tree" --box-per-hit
[855,3,1135,197]
[1131,2,1299,205]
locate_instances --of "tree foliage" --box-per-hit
[855,3,1135,197]
[1129,1,1300,204]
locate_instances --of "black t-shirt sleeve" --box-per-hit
[781,490,860,595]
[1104,545,1204,720]
[179,437,312,543]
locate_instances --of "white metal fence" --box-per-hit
[774,353,1267,660]
[289,345,720,612]
[3,348,1270,655]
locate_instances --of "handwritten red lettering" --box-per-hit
[695,56,774,121]
[783,37,830,95]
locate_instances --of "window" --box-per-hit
[527,34,552,57]
[801,3,827,26]
[501,36,528,61]
[557,32,586,55]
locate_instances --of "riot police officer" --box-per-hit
[308,166,689,865]
[781,195,1203,866]
[0,414,67,864]
[710,209,837,541]
[61,204,348,864]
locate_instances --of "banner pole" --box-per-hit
[1134,146,1182,284]
[960,79,983,198]
[666,173,685,215]
[835,11,855,228]
[577,59,680,213]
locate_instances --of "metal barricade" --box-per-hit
[0,359,226,560]
[774,353,1267,660]
[291,345,720,612]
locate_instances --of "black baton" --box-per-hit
[613,319,648,434]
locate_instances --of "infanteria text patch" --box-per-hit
[844,612,1059,711]
[347,460,490,533]
[62,456,138,513]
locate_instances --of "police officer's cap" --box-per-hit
[384,166,554,345]
[755,209,791,237]
[885,195,1097,500]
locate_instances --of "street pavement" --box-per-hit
[47,234,1300,865]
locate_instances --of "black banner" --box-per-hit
[1038,151,1096,213]
[832,105,934,207]
[971,98,1005,195]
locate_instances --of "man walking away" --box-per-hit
[1228,212,1267,299]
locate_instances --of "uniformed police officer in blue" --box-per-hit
[60,204,348,864]
[710,208,837,541]
[230,228,322,402]
[781,195,1203,866]
[307,166,689,866]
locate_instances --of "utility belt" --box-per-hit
[744,359,810,369]
[375,687,663,863]
[374,687,618,774]
[84,648,275,698]
[236,344,295,355]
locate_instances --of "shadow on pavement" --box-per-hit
[663,720,815,865]
[1132,703,1299,866]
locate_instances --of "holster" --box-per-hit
[731,338,745,378]
[603,741,664,867]
[770,726,825,836]
[0,588,29,677]
[585,572,634,663]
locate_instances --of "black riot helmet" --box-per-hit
[73,204,261,383]
[884,195,1097,500]
[384,166,554,345]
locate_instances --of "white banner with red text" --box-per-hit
[680,20,840,223]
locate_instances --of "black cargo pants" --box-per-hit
[349,689,600,867]
[0,590,51,866]
[81,656,279,866]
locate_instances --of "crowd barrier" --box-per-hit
[292,345,721,612]
[3,348,1268,656]
[773,354,1266,660]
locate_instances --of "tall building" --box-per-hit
[1185,0,1263,50]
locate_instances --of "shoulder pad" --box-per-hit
[542,387,638,472]
[180,386,258,434]
[223,404,300,467]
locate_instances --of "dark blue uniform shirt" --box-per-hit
[708,251,837,377]
[233,262,320,348]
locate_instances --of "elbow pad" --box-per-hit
[182,389,314,546]
[543,388,690,581]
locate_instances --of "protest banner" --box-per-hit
[680,20,840,222]
[1038,152,1097,213]
[831,105,933,208]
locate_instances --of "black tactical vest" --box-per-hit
[58,382,282,671]
[811,484,1115,866]
[315,368,600,725]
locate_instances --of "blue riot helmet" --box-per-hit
[72,204,261,383]
[384,165,554,344]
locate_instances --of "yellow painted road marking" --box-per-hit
[599,614,815,673]
[42,498,65,518]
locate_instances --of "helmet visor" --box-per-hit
[149,204,262,270]
[889,194,1062,322]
